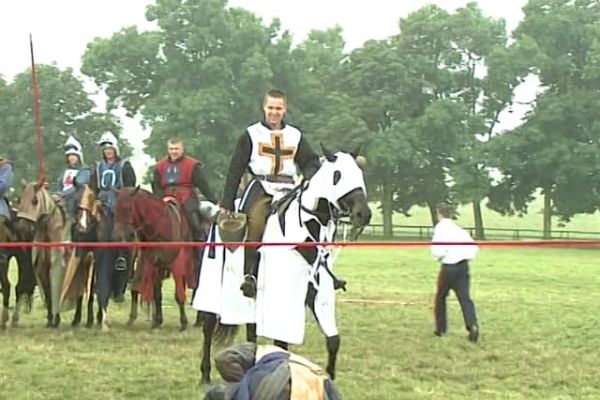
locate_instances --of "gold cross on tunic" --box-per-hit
[258,132,296,175]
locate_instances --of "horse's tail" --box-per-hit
[195,311,239,345]
[213,323,239,345]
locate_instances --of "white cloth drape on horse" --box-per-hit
[192,223,255,324]
[255,199,339,344]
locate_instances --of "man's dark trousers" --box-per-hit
[434,259,478,334]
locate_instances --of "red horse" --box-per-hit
[113,187,197,331]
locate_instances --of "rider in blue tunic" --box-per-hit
[89,132,137,304]
[0,158,14,221]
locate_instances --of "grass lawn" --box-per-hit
[1,246,599,399]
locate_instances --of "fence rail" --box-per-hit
[361,224,600,241]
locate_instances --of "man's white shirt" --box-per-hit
[430,218,478,264]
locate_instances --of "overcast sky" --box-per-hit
[0,0,532,168]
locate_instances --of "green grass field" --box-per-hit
[1,246,599,399]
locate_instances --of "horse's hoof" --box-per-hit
[327,367,336,381]
[101,324,110,333]
[1,308,9,326]
[71,319,81,328]
[333,278,347,291]
[113,294,125,303]
[179,323,188,332]
[200,376,211,385]
[10,317,19,328]
[127,318,136,327]
[85,321,94,329]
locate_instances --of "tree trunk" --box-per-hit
[543,187,552,239]
[428,202,438,227]
[472,200,485,240]
[381,184,393,237]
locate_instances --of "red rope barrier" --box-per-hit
[0,240,598,249]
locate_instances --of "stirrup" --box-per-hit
[115,257,127,272]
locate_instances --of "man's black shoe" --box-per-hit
[468,325,479,343]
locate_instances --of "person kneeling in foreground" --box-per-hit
[203,342,342,400]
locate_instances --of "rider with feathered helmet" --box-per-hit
[54,136,91,215]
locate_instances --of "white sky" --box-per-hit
[0,0,532,169]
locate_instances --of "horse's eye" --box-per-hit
[32,198,38,206]
[333,170,341,186]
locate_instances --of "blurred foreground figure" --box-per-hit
[204,342,342,400]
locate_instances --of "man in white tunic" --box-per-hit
[430,203,480,343]
[220,89,321,300]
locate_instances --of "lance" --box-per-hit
[29,34,46,183]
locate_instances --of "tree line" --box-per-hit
[1,0,598,239]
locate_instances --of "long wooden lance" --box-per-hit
[29,34,46,183]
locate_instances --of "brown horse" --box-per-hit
[14,181,67,327]
[0,213,36,329]
[113,187,196,331]
[74,185,138,331]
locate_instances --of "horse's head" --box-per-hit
[112,187,140,242]
[14,180,57,241]
[76,184,101,234]
[306,145,371,230]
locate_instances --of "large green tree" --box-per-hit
[487,0,600,237]
[82,0,288,191]
[0,65,127,192]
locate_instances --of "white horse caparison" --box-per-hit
[195,147,371,384]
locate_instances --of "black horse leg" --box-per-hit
[306,281,340,379]
[13,248,35,327]
[85,293,94,328]
[151,280,163,329]
[200,311,217,384]
[273,340,289,350]
[72,296,83,327]
[128,290,139,326]
[177,296,188,332]
[246,323,257,343]
[0,259,10,329]
[325,335,340,380]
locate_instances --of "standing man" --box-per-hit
[430,203,480,343]
[89,132,136,303]
[152,137,217,242]
[221,89,321,298]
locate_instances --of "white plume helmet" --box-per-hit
[97,132,119,156]
[64,135,83,163]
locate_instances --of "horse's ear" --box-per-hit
[133,185,140,194]
[20,178,27,188]
[349,144,363,159]
[320,143,336,162]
